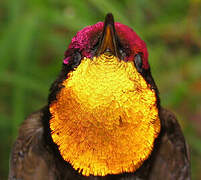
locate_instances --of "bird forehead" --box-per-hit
[68,22,148,60]
[63,21,149,69]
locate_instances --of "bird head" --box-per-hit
[48,13,161,176]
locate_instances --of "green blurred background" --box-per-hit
[0,0,201,179]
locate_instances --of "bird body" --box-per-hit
[9,107,190,180]
[9,14,190,180]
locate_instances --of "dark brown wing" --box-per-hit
[8,107,56,180]
[148,108,191,180]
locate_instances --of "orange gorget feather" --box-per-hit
[49,54,161,176]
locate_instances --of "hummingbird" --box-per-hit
[9,13,190,180]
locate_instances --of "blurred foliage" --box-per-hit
[0,0,201,179]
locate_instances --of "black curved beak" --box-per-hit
[96,13,120,58]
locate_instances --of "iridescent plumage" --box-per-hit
[9,13,190,180]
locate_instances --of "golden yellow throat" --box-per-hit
[49,54,161,176]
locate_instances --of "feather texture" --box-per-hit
[9,107,190,180]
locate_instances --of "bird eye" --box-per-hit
[134,54,143,73]
[72,52,82,67]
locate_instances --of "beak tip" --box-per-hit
[105,13,115,26]
[96,13,119,58]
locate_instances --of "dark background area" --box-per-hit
[0,0,201,179]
